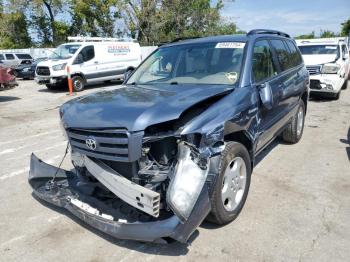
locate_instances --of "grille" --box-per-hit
[36,66,50,76]
[67,128,143,162]
[306,65,321,75]
[310,80,322,90]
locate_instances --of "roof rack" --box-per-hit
[247,29,290,38]
[67,36,137,42]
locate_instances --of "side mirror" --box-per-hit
[123,69,134,81]
[257,83,273,110]
[74,54,84,64]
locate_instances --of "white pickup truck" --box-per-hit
[296,38,350,99]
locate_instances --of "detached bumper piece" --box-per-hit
[28,153,211,243]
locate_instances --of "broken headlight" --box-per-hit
[166,142,209,221]
[321,64,340,74]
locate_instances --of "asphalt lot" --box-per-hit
[0,80,349,262]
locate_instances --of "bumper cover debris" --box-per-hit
[28,153,211,243]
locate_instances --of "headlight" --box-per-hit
[321,64,340,74]
[166,142,209,221]
[52,63,67,71]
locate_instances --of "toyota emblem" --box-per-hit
[86,137,97,150]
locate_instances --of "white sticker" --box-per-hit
[215,42,245,49]
[325,46,337,49]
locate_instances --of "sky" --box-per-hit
[219,0,350,36]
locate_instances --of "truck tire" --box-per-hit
[282,100,305,144]
[72,75,85,92]
[207,142,251,225]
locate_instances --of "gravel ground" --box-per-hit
[0,80,349,262]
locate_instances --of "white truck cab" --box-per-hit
[296,38,350,99]
[35,37,142,91]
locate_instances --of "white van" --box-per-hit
[35,38,142,91]
[296,38,350,99]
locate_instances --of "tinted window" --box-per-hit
[285,41,303,67]
[15,54,33,59]
[298,45,339,55]
[341,44,348,58]
[5,54,15,60]
[270,40,291,71]
[0,54,4,60]
[252,40,277,82]
[80,46,95,62]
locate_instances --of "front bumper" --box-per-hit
[35,75,67,85]
[28,153,211,243]
[309,74,344,94]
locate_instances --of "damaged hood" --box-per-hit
[60,84,232,131]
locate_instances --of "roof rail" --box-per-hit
[67,36,137,42]
[247,29,290,38]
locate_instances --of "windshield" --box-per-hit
[127,42,245,86]
[50,44,81,59]
[298,45,339,55]
[16,54,32,59]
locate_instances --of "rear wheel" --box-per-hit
[207,142,251,225]
[282,100,305,143]
[72,75,85,92]
[341,79,348,90]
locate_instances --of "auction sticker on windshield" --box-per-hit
[215,42,245,49]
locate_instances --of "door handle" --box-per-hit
[94,61,98,64]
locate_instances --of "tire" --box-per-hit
[282,100,305,144]
[71,75,85,92]
[341,79,348,90]
[207,142,252,225]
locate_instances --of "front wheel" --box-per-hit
[207,142,251,225]
[282,100,305,143]
[71,75,85,92]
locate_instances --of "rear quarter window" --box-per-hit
[0,54,4,60]
[285,41,303,67]
[15,54,33,59]
[270,40,291,71]
[5,54,15,60]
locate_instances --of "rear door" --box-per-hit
[252,39,284,151]
[269,39,301,117]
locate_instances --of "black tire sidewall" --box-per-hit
[210,142,252,224]
[72,76,84,92]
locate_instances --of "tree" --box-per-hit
[70,0,120,37]
[341,19,350,37]
[0,1,31,48]
[320,29,336,38]
[295,31,315,39]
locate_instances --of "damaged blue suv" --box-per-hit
[29,29,309,243]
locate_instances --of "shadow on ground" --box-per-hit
[37,81,123,93]
[0,96,20,102]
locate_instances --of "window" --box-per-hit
[127,42,245,85]
[5,54,15,60]
[252,40,277,82]
[298,45,339,55]
[0,54,4,60]
[15,54,33,59]
[80,46,95,62]
[285,41,303,67]
[270,40,291,71]
[341,44,348,58]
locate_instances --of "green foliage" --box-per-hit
[0,10,32,48]
[341,19,350,36]
[295,31,315,39]
[320,29,336,38]
[70,0,119,37]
